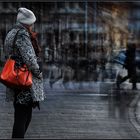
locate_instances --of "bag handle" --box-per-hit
[11,29,31,85]
[12,30,20,56]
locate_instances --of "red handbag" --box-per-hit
[0,59,32,88]
[0,29,32,89]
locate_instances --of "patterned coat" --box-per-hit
[4,23,45,103]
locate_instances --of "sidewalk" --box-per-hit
[0,82,140,139]
[129,88,140,134]
[43,78,116,94]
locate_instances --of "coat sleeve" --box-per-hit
[15,30,41,77]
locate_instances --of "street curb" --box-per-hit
[128,91,140,134]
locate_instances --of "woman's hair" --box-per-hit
[27,27,42,56]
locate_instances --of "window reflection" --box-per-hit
[0,2,139,89]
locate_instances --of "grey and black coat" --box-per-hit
[4,23,45,104]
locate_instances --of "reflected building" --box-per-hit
[0,2,140,82]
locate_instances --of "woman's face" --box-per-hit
[27,24,34,31]
[29,24,34,30]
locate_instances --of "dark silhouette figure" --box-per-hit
[116,43,137,90]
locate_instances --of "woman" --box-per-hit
[4,7,45,138]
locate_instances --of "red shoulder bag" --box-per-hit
[0,30,32,89]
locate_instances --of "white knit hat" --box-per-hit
[17,7,36,25]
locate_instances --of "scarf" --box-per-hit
[27,28,42,57]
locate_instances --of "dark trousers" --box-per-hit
[120,68,137,89]
[12,102,32,138]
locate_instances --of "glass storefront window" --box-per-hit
[0,2,140,89]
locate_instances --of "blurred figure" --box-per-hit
[116,42,137,90]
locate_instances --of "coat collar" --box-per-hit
[15,22,28,31]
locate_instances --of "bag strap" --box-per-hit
[12,29,20,56]
[12,29,31,84]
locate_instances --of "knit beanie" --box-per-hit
[17,7,36,25]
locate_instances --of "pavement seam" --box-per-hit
[128,92,140,135]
